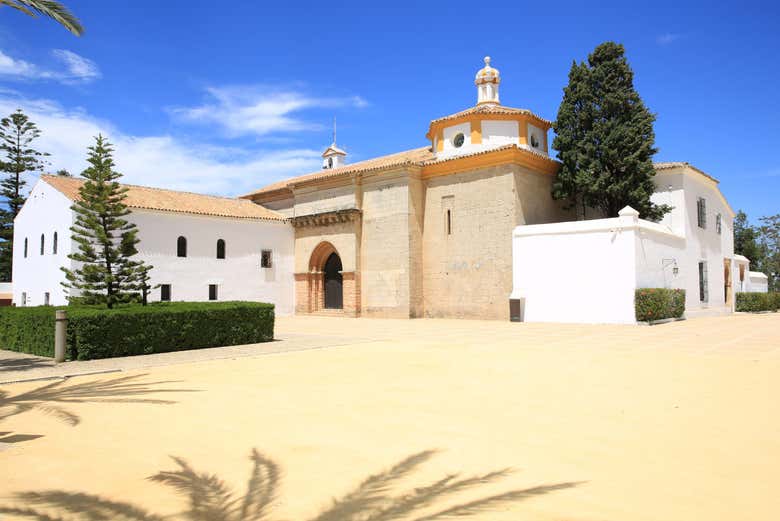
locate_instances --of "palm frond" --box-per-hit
[412,482,582,520]
[310,450,437,521]
[1,0,83,35]
[238,449,281,521]
[149,456,237,521]
[9,490,164,520]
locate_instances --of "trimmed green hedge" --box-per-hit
[735,292,780,313]
[635,288,686,322]
[0,302,275,360]
[0,306,57,357]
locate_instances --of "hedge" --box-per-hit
[735,292,780,313]
[635,288,686,322]
[0,306,57,357]
[0,301,275,361]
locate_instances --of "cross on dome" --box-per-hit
[475,56,500,105]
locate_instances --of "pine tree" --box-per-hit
[734,211,763,262]
[758,214,780,291]
[129,261,158,306]
[0,110,48,281]
[552,42,670,221]
[62,135,149,308]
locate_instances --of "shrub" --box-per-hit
[635,288,686,322]
[0,302,274,360]
[735,292,780,312]
[0,306,56,357]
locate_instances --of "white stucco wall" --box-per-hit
[652,168,735,311]
[12,179,75,306]
[512,214,640,324]
[749,272,769,293]
[127,210,295,314]
[11,179,296,314]
[526,123,546,155]
[482,120,518,147]
[512,211,692,324]
[440,123,472,157]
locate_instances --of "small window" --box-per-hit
[716,214,722,235]
[23,238,28,258]
[698,261,709,303]
[216,239,226,259]
[452,133,465,148]
[53,232,58,254]
[697,198,707,229]
[160,284,171,302]
[208,284,218,301]
[446,209,452,235]
[261,250,272,268]
[177,236,187,257]
[21,292,27,306]
[40,234,45,255]
[44,292,50,306]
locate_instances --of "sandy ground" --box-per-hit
[1,313,779,520]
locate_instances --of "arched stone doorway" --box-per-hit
[295,241,358,315]
[323,252,343,309]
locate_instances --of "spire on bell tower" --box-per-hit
[322,116,347,170]
[475,56,500,105]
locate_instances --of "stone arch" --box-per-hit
[295,240,358,316]
[309,241,339,271]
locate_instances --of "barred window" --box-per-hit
[697,198,707,229]
[698,261,709,302]
[261,250,272,268]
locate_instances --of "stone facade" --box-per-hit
[248,155,569,320]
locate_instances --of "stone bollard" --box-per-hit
[55,309,67,363]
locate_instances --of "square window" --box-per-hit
[208,284,218,301]
[261,250,273,268]
[160,284,171,302]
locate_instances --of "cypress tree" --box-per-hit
[62,135,149,308]
[552,42,670,221]
[0,110,48,281]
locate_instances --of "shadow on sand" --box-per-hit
[0,448,581,520]
[0,373,199,426]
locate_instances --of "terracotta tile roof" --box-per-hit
[41,174,286,221]
[243,146,434,198]
[654,162,719,183]
[429,104,553,126]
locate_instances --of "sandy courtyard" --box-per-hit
[1,313,779,520]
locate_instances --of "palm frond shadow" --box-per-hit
[0,449,582,521]
[0,373,199,426]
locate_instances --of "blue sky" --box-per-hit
[0,0,778,220]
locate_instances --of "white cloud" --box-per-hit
[0,48,100,84]
[0,92,321,196]
[656,33,682,45]
[52,49,101,82]
[172,85,368,137]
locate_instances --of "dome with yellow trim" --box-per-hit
[475,56,500,85]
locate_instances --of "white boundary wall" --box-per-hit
[511,208,689,324]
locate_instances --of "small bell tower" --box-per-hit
[322,117,346,169]
[475,56,500,105]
